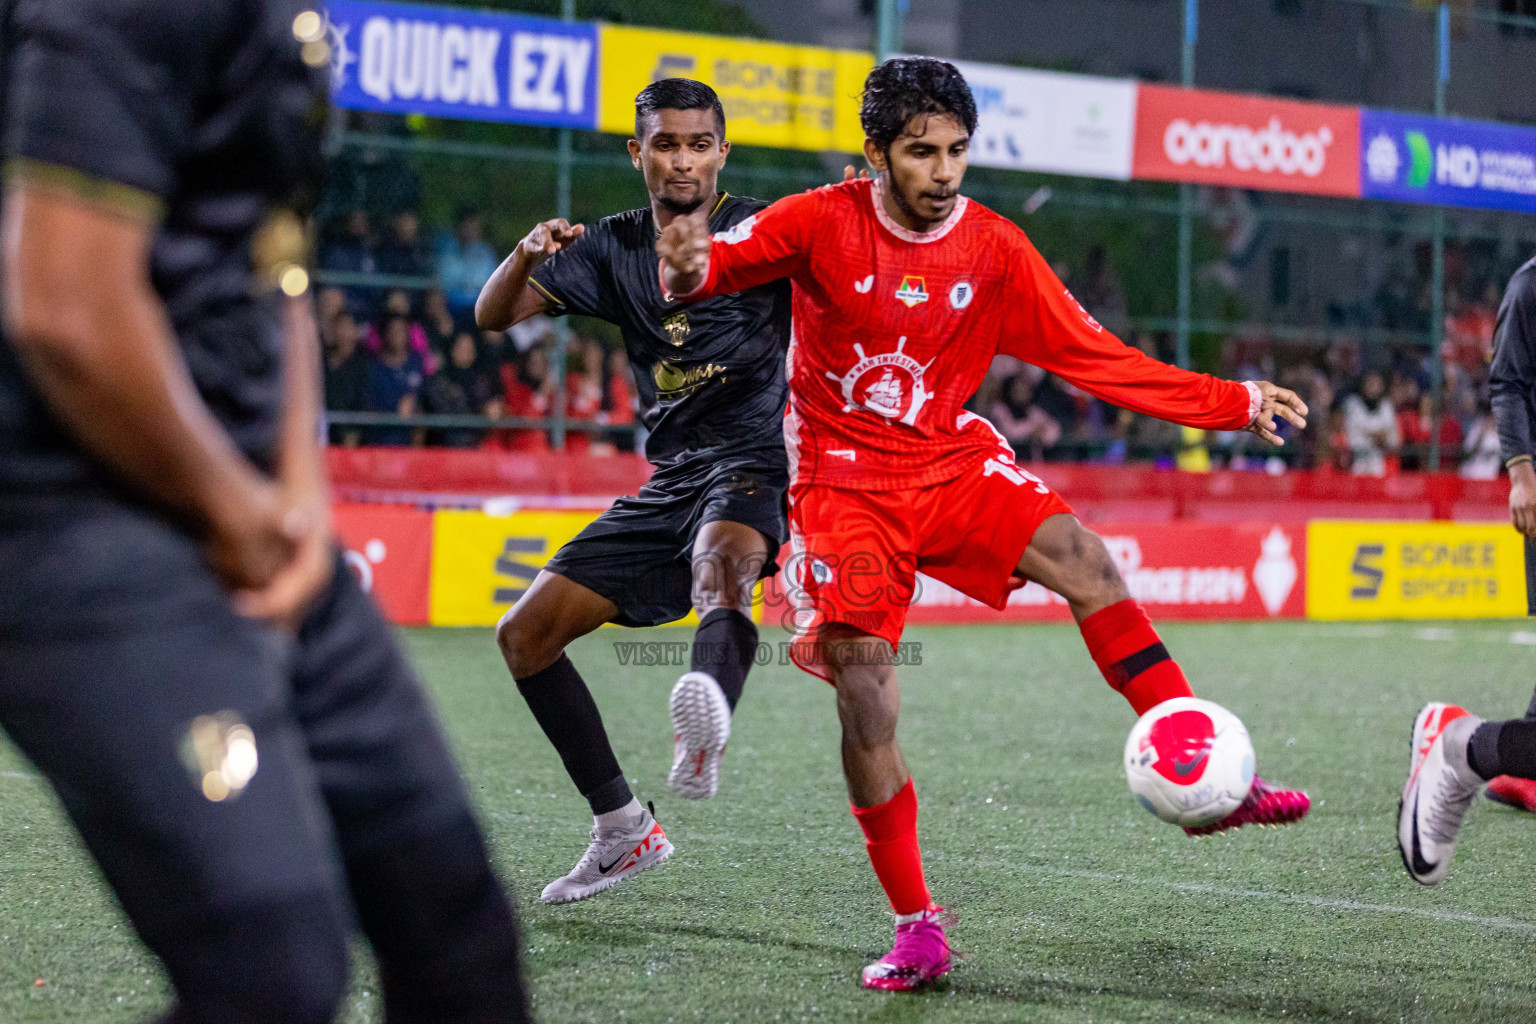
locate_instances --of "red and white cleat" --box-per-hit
[668,671,731,800]
[1183,777,1311,836]
[539,803,673,903]
[861,907,953,992]
[1485,775,1536,812]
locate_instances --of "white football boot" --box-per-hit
[667,671,731,800]
[539,803,673,903]
[1398,702,1482,886]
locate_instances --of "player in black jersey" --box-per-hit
[1399,256,1536,885]
[477,79,790,902]
[0,2,528,1019]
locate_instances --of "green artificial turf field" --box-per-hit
[4,620,1536,1022]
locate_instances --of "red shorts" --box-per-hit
[783,452,1074,681]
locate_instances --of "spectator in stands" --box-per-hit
[323,310,369,447]
[366,314,426,447]
[604,347,637,452]
[318,208,376,313]
[1461,401,1503,479]
[499,345,556,451]
[989,373,1062,462]
[421,288,458,355]
[375,209,433,282]
[1343,371,1399,476]
[366,289,438,374]
[438,207,499,321]
[481,327,518,371]
[426,331,503,448]
[1399,390,1463,473]
[563,337,606,455]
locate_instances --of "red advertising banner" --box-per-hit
[759,522,1304,630]
[1133,84,1360,198]
[334,503,433,625]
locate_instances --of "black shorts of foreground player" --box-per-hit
[0,1,528,1018]
[476,78,790,903]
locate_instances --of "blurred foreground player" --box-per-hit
[476,79,790,901]
[1399,257,1536,885]
[661,57,1312,991]
[0,2,529,1020]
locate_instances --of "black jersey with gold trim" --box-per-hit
[529,193,790,467]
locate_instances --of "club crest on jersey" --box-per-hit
[825,337,935,427]
[894,276,929,308]
[662,312,690,346]
[949,280,974,310]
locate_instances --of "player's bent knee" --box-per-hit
[1052,524,1128,609]
[496,606,563,680]
[164,894,350,1024]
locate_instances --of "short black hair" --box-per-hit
[859,57,978,151]
[634,78,726,140]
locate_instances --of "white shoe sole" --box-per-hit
[539,837,675,904]
[668,671,731,800]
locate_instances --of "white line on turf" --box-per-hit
[1032,865,1536,935]
[0,771,38,780]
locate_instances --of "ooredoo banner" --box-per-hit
[1132,84,1360,197]
[334,503,433,625]
[950,60,1136,180]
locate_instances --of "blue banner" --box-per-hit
[1361,108,1536,215]
[324,0,598,129]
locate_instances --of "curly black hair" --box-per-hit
[634,78,726,140]
[859,57,978,151]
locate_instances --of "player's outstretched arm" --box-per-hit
[658,189,820,303]
[475,217,585,330]
[1,181,301,591]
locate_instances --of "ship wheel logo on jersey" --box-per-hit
[826,337,935,427]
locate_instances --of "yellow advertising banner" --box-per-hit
[429,508,734,627]
[1305,520,1528,620]
[597,25,871,153]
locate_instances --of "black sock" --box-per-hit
[514,654,633,815]
[1524,684,1536,720]
[691,608,757,711]
[1468,719,1536,781]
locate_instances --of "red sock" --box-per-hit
[850,778,931,915]
[1080,599,1194,716]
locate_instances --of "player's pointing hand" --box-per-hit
[518,217,585,266]
[1242,380,1309,447]
[657,209,712,298]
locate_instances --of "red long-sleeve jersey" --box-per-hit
[671,178,1259,490]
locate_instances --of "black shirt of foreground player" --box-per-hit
[529,193,790,466]
[0,0,328,493]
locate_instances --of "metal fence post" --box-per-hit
[548,0,578,450]
[1175,0,1197,371]
[876,0,904,62]
[1428,1,1449,472]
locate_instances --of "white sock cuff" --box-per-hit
[595,797,643,828]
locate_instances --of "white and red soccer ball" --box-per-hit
[1123,697,1255,827]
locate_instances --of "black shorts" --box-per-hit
[0,499,522,1008]
[544,449,788,627]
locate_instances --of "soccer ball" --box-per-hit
[1123,697,1255,827]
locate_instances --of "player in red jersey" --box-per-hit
[660,58,1312,991]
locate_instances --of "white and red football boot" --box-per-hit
[1398,702,1483,886]
[539,803,673,903]
[668,671,731,800]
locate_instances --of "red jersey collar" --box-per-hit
[870,176,968,244]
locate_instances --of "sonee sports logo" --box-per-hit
[1350,542,1385,600]
[894,275,929,308]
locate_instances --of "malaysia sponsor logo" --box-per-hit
[1163,116,1334,178]
[949,280,974,310]
[894,275,929,308]
[825,338,935,426]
